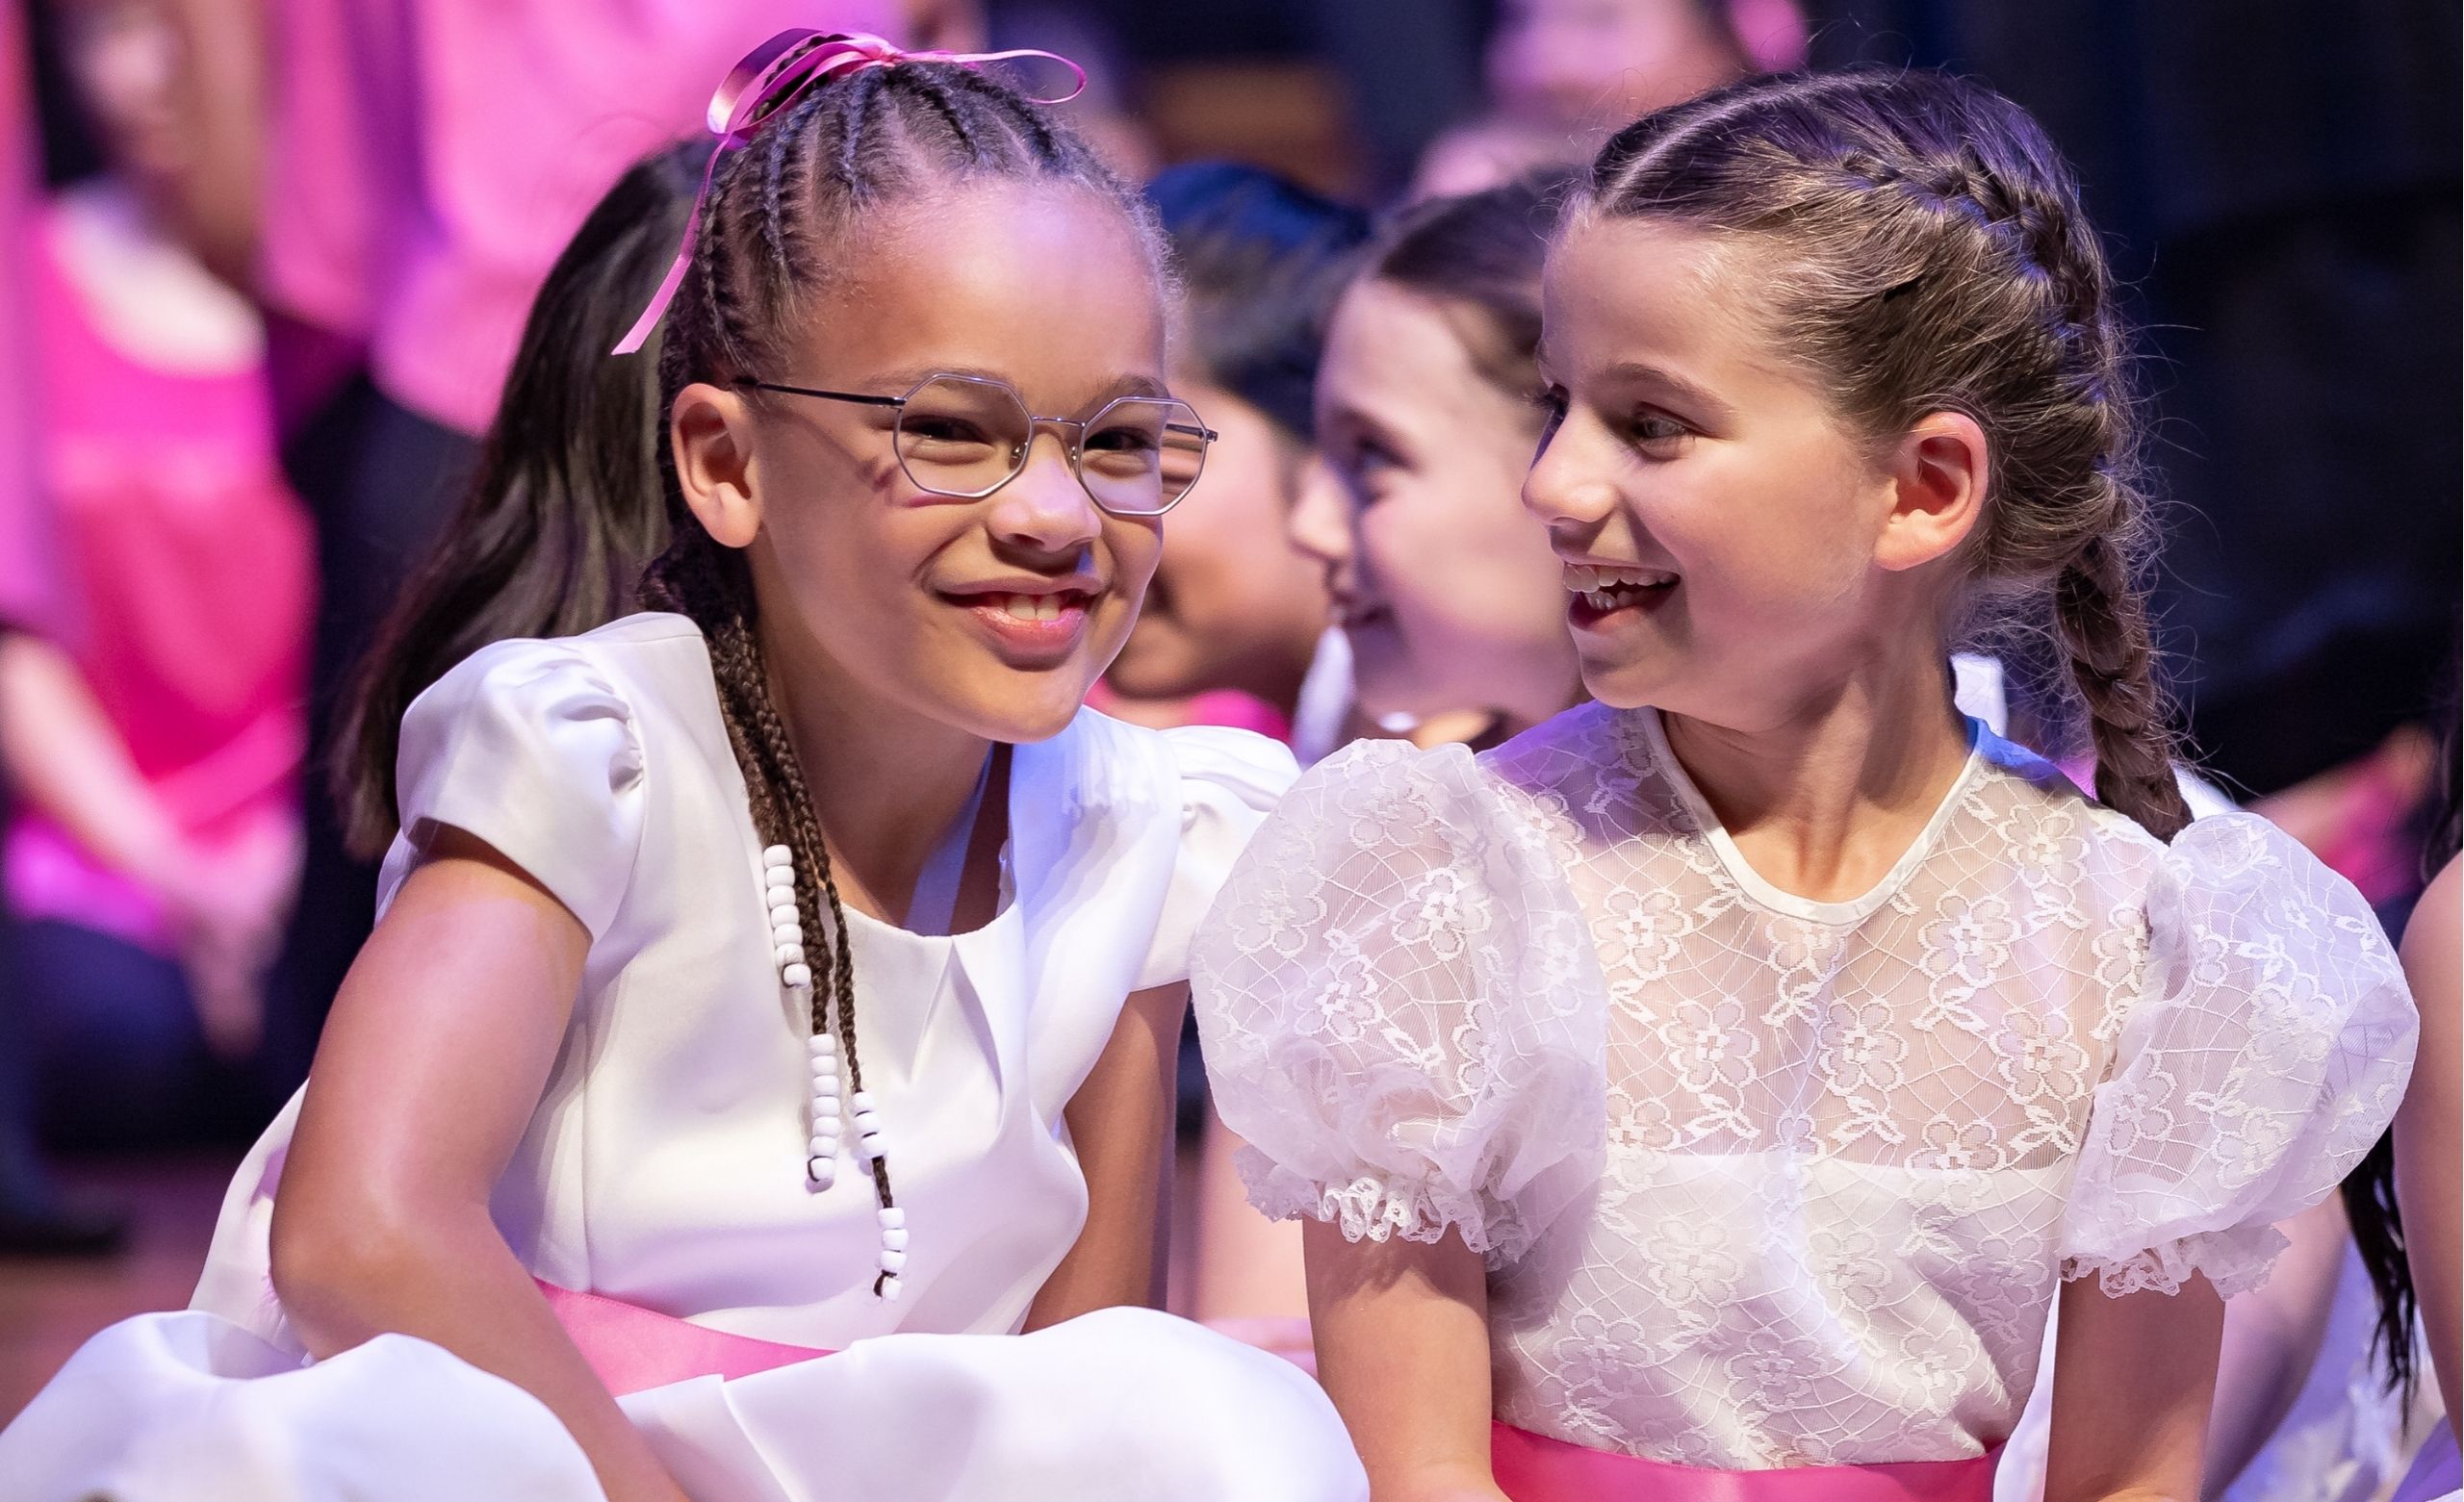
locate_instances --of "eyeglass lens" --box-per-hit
[892,375,1207,516]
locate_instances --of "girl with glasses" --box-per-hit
[0,32,1363,1502]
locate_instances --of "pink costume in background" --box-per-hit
[0,3,56,637]
[0,206,314,949]
[258,0,900,436]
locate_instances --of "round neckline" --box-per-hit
[1633,706,1984,926]
[839,889,1019,948]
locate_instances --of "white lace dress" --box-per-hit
[1192,701,2417,1468]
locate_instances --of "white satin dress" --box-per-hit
[0,612,1368,1502]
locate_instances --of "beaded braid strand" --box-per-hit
[642,530,907,1298]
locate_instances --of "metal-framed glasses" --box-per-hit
[738,372,1215,518]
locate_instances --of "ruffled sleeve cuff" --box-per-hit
[2059,813,2417,1297]
[386,638,647,939]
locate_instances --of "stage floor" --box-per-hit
[0,1154,240,1426]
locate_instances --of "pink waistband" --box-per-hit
[1492,1423,2001,1502]
[535,1279,833,1397]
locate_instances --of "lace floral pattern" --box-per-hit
[1191,703,2416,1466]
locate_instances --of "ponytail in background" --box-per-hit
[333,141,703,857]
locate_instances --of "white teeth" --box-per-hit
[1564,564,1678,596]
[990,594,1073,622]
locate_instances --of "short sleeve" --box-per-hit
[1190,740,1604,1267]
[384,639,647,940]
[1132,726,1301,992]
[2060,813,2419,1297]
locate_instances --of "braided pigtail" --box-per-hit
[2053,533,2192,840]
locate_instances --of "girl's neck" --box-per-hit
[1658,637,1972,905]
[755,609,999,930]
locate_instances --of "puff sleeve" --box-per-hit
[2059,813,2419,1296]
[1190,740,1604,1267]
[382,639,647,941]
[1134,725,1302,992]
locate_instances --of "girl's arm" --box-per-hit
[2396,854,2461,1431]
[2040,1275,2227,1502]
[1305,1220,1504,1502]
[0,632,292,1051]
[0,631,188,890]
[1026,980,1188,1325]
[2198,1195,2348,1489]
[269,829,688,1502]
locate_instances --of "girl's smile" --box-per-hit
[1561,558,1680,631]
[934,573,1105,670]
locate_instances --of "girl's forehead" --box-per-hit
[1544,216,1786,373]
[783,185,1168,398]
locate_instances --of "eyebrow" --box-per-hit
[864,364,1172,405]
[1595,359,1737,423]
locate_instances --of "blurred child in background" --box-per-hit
[1104,163,1367,754]
[0,0,311,1170]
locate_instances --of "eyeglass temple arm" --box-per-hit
[740,380,1215,441]
[736,380,906,407]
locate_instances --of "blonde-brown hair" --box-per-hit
[1575,66,2191,839]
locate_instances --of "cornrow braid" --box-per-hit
[638,50,1167,1291]
[1578,66,2193,841]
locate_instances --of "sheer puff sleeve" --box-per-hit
[1190,739,1604,1268]
[386,639,647,940]
[2060,812,2418,1297]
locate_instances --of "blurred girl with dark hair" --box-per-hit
[1104,162,1368,760]
[1298,172,1587,754]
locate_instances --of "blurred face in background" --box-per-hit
[1488,0,1748,130]
[1308,276,1579,729]
[1107,380,1334,710]
[52,0,185,195]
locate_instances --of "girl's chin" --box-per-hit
[1573,650,1677,712]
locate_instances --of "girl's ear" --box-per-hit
[1874,409,1989,573]
[672,382,763,548]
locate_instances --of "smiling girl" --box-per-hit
[1299,175,1583,751]
[0,32,1361,1502]
[1194,68,2417,1501]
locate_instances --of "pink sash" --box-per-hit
[535,1279,833,1397]
[1492,1423,2001,1502]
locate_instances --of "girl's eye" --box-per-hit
[902,415,998,449]
[1344,438,1405,504]
[1082,422,1161,456]
[1629,411,1689,450]
[1533,386,1571,450]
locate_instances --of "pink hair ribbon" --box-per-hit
[611,30,1088,356]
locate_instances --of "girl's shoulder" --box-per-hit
[1000,710,1301,997]
[424,612,724,736]
[1031,708,1299,827]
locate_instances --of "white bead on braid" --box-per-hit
[766,845,840,1189]
[878,1207,908,1301]
[769,844,905,1299]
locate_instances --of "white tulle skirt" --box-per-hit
[0,1304,1367,1502]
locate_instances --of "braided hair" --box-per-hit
[1577,66,2193,841]
[636,51,1166,1282]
